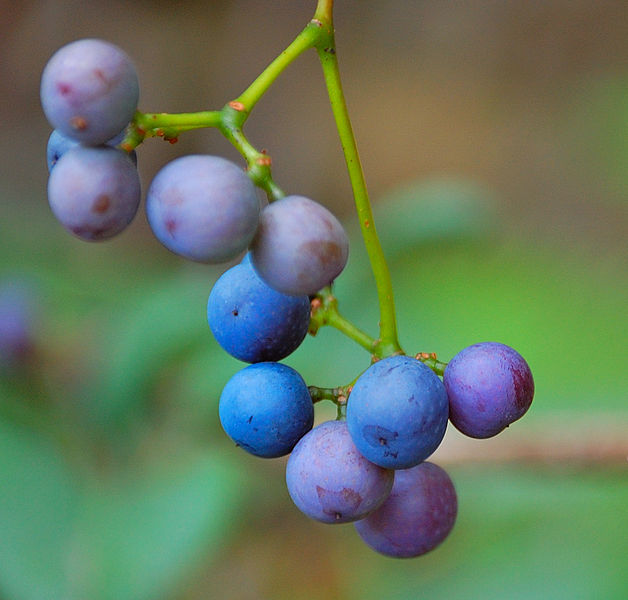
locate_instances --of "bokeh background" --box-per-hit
[1,1,627,599]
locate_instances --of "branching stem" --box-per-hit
[123,1,406,359]
[309,288,377,354]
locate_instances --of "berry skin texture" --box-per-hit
[146,155,260,263]
[346,355,449,469]
[250,195,349,296]
[47,146,141,241]
[40,39,139,145]
[444,342,534,439]
[207,261,310,363]
[219,362,314,458]
[286,420,394,524]
[354,462,457,558]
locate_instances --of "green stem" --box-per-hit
[136,110,221,131]
[219,106,286,201]
[125,18,326,202]
[308,384,348,405]
[235,22,322,113]
[310,288,377,353]
[414,353,449,377]
[327,311,376,353]
[314,15,402,358]
[313,0,334,22]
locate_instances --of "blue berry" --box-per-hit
[146,155,260,263]
[444,342,534,439]
[286,420,394,524]
[46,130,79,171]
[208,262,310,363]
[46,129,136,172]
[47,145,141,241]
[40,39,139,145]
[354,462,457,558]
[251,195,349,296]
[346,355,449,469]
[219,362,314,458]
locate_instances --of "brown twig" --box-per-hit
[431,412,628,467]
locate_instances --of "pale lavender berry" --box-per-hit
[286,420,394,524]
[47,146,141,241]
[444,342,534,439]
[146,155,260,263]
[40,39,139,145]
[251,195,349,296]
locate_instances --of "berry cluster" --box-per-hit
[216,339,532,558]
[42,39,141,241]
[40,35,535,559]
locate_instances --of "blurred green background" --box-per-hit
[1,1,627,599]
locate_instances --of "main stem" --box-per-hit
[314,9,402,357]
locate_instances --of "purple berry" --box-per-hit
[219,362,313,458]
[286,420,394,524]
[40,39,139,145]
[207,261,310,363]
[251,195,349,296]
[146,155,260,263]
[47,145,141,241]
[355,462,457,558]
[0,279,39,369]
[347,355,449,469]
[444,342,534,439]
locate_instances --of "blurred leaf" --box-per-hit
[86,273,214,430]
[0,419,79,600]
[338,177,496,292]
[390,239,627,411]
[69,450,246,600]
[0,416,246,600]
[373,178,496,255]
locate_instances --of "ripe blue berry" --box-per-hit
[146,155,260,263]
[219,362,314,458]
[346,355,449,469]
[286,420,394,524]
[355,462,457,558]
[444,342,534,438]
[250,195,349,296]
[40,39,139,145]
[207,261,310,363]
[47,145,141,241]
